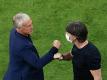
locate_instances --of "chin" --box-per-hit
[29,32,32,35]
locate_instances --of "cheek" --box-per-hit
[70,36,74,41]
[23,28,29,33]
[23,27,32,34]
[27,27,32,33]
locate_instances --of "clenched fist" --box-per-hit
[53,40,61,49]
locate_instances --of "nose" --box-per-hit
[31,25,33,28]
[31,26,33,30]
[30,25,33,31]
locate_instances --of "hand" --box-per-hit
[53,40,61,49]
[53,53,63,60]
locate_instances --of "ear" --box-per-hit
[71,35,76,39]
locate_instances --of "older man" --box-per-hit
[3,13,61,80]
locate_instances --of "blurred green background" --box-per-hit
[0,0,107,80]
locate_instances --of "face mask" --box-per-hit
[65,33,73,43]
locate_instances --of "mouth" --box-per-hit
[30,30,33,34]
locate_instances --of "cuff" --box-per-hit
[49,47,58,54]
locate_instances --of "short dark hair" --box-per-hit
[66,21,88,43]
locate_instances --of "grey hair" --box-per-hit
[13,12,31,28]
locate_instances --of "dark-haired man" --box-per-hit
[54,21,102,80]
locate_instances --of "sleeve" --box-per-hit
[19,45,58,69]
[86,48,101,70]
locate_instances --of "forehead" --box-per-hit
[66,32,75,37]
[23,19,32,26]
[66,32,71,35]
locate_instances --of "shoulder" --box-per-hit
[85,42,101,58]
[9,29,34,55]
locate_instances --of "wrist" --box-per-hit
[53,46,60,49]
[50,47,58,54]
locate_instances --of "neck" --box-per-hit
[74,40,88,49]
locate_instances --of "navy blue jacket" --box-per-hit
[3,28,58,80]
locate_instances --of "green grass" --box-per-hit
[0,0,107,80]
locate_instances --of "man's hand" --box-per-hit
[53,40,61,49]
[53,53,63,60]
